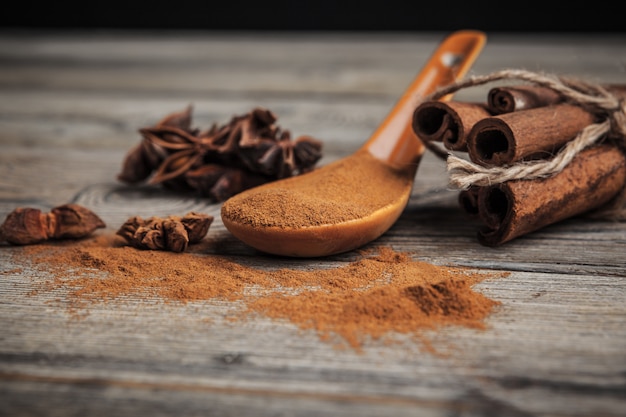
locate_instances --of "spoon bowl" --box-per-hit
[221,30,487,257]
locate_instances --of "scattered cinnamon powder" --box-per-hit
[10,234,506,353]
[221,149,415,228]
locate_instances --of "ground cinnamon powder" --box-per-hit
[10,233,506,353]
[221,149,415,228]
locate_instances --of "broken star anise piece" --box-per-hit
[116,212,214,253]
[0,204,106,245]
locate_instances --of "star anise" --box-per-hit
[117,106,323,201]
[116,212,213,253]
[117,105,195,184]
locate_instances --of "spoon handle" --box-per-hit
[365,30,486,166]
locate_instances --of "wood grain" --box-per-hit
[1,31,625,417]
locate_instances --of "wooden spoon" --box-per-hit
[221,30,486,257]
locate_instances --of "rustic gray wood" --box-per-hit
[1,30,625,417]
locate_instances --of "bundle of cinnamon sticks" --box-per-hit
[412,83,626,246]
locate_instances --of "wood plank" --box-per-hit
[0,90,394,152]
[1,32,624,96]
[0,260,624,416]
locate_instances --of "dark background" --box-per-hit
[1,1,623,32]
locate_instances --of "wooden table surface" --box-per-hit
[1,30,625,417]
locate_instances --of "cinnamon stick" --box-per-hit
[475,145,626,246]
[458,186,480,217]
[487,85,564,114]
[466,103,596,166]
[412,101,491,151]
[488,84,626,114]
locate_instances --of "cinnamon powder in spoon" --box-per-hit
[9,234,505,353]
[221,149,416,228]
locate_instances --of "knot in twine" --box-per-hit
[422,69,626,190]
